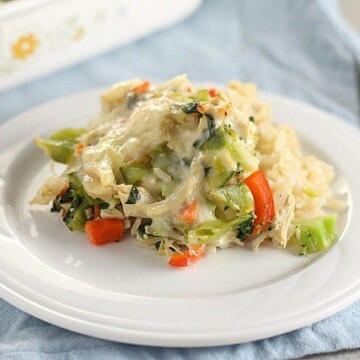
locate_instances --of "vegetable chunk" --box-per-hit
[85,218,124,246]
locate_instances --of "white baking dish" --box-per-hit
[0,0,202,91]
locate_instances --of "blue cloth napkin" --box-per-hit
[1,0,360,359]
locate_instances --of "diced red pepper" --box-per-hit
[168,244,206,267]
[179,201,198,223]
[84,218,124,246]
[244,170,275,233]
[208,88,217,97]
[75,143,86,155]
[132,81,151,94]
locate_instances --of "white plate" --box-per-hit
[0,89,359,347]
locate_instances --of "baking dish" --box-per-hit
[0,0,202,91]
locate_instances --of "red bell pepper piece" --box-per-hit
[179,201,198,223]
[168,244,206,267]
[84,218,124,246]
[244,170,275,233]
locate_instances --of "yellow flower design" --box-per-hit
[12,33,39,60]
[73,26,86,41]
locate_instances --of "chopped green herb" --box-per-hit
[181,101,200,114]
[193,129,209,148]
[99,202,110,209]
[235,164,243,175]
[248,116,255,122]
[63,198,90,231]
[193,115,216,148]
[50,199,61,213]
[126,186,140,204]
[137,220,153,239]
[182,157,192,167]
[193,139,200,148]
[59,188,74,204]
[205,114,216,138]
[67,173,103,205]
[70,193,81,209]
[137,223,148,238]
[236,218,254,241]
[127,93,138,110]
[204,166,212,177]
